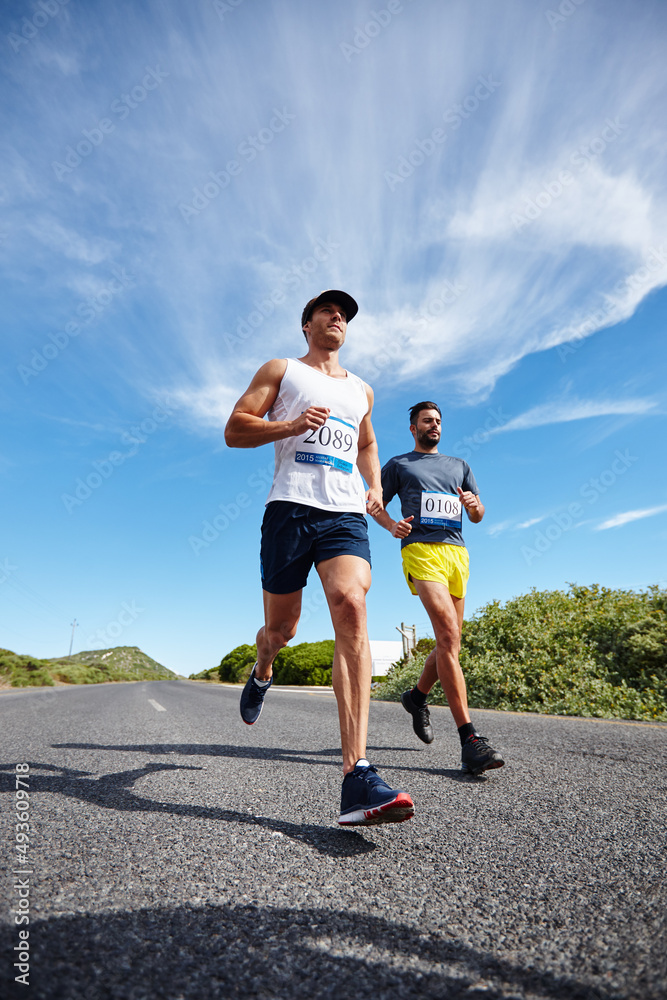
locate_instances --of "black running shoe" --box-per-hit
[461,734,504,775]
[401,689,434,744]
[338,759,414,826]
[240,664,273,725]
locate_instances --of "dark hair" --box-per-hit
[409,401,441,425]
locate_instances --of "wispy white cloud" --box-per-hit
[595,505,667,531]
[27,218,120,265]
[486,519,517,537]
[487,515,545,537]
[488,396,658,435]
[168,378,239,432]
[516,516,545,530]
[3,0,667,424]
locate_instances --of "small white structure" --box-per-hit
[369,640,403,677]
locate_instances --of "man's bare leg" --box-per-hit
[316,554,372,775]
[405,580,503,773]
[413,579,470,728]
[240,589,303,725]
[254,589,302,680]
[414,592,465,699]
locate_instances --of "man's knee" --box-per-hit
[328,588,368,630]
[433,618,459,649]
[265,619,298,650]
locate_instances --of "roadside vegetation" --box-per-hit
[190,640,336,687]
[374,584,667,721]
[0,646,176,688]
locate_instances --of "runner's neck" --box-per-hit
[296,350,348,379]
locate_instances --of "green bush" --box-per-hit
[374,584,667,721]
[216,640,335,686]
[0,649,55,687]
[273,641,335,685]
[188,667,220,681]
[51,663,114,684]
[217,644,257,683]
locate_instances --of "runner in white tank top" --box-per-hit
[225,290,414,826]
[266,357,369,513]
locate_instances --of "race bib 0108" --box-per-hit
[420,491,462,527]
[295,415,357,473]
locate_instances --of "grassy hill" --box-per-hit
[0,645,177,688]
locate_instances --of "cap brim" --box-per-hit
[302,290,358,326]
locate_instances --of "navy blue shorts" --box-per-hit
[260,501,371,594]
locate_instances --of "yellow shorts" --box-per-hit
[401,542,470,598]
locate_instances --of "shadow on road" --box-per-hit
[0,901,619,1000]
[52,742,347,765]
[51,741,487,783]
[0,762,374,858]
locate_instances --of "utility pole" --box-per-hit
[396,622,417,659]
[68,619,78,659]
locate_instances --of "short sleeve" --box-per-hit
[381,458,400,506]
[462,462,479,495]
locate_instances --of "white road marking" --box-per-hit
[148,698,166,712]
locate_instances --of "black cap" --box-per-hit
[301,290,358,328]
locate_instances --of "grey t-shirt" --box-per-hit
[381,451,479,548]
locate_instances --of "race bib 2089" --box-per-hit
[295,415,356,473]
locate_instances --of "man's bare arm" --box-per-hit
[372,508,415,538]
[356,386,382,515]
[224,359,329,448]
[457,488,485,523]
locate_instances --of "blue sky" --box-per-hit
[2,0,666,676]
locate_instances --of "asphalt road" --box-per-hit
[0,680,665,1000]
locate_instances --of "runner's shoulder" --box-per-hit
[440,453,473,473]
[252,358,289,386]
[381,452,418,479]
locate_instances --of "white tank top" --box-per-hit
[265,358,369,513]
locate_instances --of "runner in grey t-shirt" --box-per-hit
[373,401,504,776]
[381,451,479,548]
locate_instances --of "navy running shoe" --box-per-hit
[240,664,273,725]
[461,734,504,775]
[338,759,414,826]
